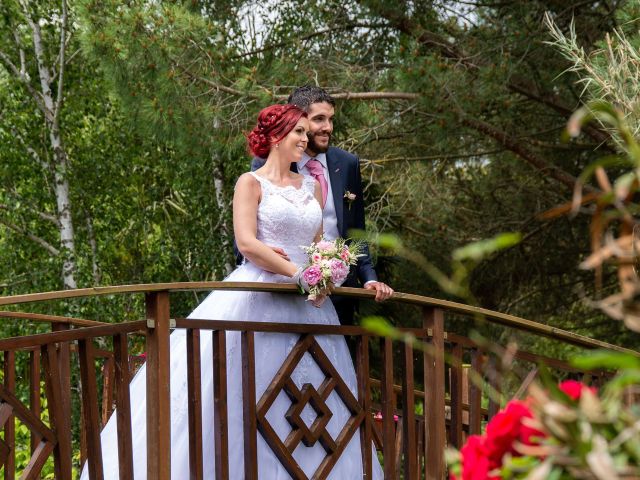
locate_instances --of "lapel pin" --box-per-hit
[335,168,340,172]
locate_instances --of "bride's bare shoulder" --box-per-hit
[235,172,261,195]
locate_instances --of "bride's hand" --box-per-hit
[309,292,328,308]
[269,246,289,261]
[308,284,333,308]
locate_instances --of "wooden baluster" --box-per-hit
[3,351,15,480]
[241,331,257,480]
[101,355,115,425]
[394,416,403,479]
[78,339,104,480]
[356,335,373,479]
[448,343,463,448]
[187,329,203,480]
[41,343,72,479]
[487,355,501,419]
[469,349,483,435]
[381,336,396,478]
[423,307,445,480]
[50,324,72,458]
[402,341,417,480]
[213,330,229,480]
[29,349,41,454]
[145,291,171,480]
[113,333,133,480]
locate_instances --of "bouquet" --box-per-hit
[447,379,640,480]
[298,238,364,307]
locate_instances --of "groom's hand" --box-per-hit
[364,281,394,302]
[269,246,289,261]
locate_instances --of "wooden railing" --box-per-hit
[0,282,636,480]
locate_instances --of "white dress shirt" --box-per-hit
[298,153,340,241]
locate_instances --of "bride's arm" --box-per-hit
[313,180,323,243]
[233,174,299,277]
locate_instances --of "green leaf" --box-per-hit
[570,351,640,370]
[361,316,399,338]
[452,232,522,261]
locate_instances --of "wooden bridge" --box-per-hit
[0,283,635,479]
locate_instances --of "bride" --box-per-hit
[82,104,383,479]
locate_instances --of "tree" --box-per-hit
[0,0,78,289]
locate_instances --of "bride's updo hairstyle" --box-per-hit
[247,104,307,158]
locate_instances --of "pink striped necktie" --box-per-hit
[306,159,328,208]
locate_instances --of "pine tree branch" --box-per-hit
[229,22,392,60]
[301,91,420,101]
[508,80,612,147]
[360,1,613,145]
[188,70,420,102]
[460,114,597,193]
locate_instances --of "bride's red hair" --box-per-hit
[247,104,307,158]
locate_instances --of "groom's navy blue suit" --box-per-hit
[249,146,377,325]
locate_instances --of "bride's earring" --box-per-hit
[275,143,280,148]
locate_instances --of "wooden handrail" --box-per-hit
[0,281,637,355]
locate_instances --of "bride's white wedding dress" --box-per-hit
[83,172,383,479]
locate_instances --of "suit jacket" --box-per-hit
[249,147,378,287]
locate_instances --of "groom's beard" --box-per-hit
[307,131,331,154]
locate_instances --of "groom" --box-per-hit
[251,86,393,325]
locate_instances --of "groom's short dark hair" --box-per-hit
[287,85,335,112]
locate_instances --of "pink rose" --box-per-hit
[329,259,349,284]
[316,240,333,252]
[340,247,350,262]
[302,265,323,286]
[311,252,322,263]
[559,380,597,401]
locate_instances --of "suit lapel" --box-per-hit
[326,150,344,237]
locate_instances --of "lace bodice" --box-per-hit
[248,172,322,266]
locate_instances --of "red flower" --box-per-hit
[559,380,597,401]
[484,400,532,467]
[459,435,496,480]
[519,416,546,447]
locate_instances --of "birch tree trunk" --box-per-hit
[212,154,234,275]
[1,0,78,289]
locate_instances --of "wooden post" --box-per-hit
[4,351,15,480]
[487,355,501,419]
[356,335,373,479]
[448,343,464,448]
[402,342,417,480]
[380,337,395,477]
[469,349,483,435]
[145,291,171,480]
[41,343,73,479]
[212,330,229,479]
[423,307,445,480]
[29,349,41,454]
[50,324,72,474]
[187,329,203,480]
[113,333,134,480]
[241,331,257,479]
[78,339,104,480]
